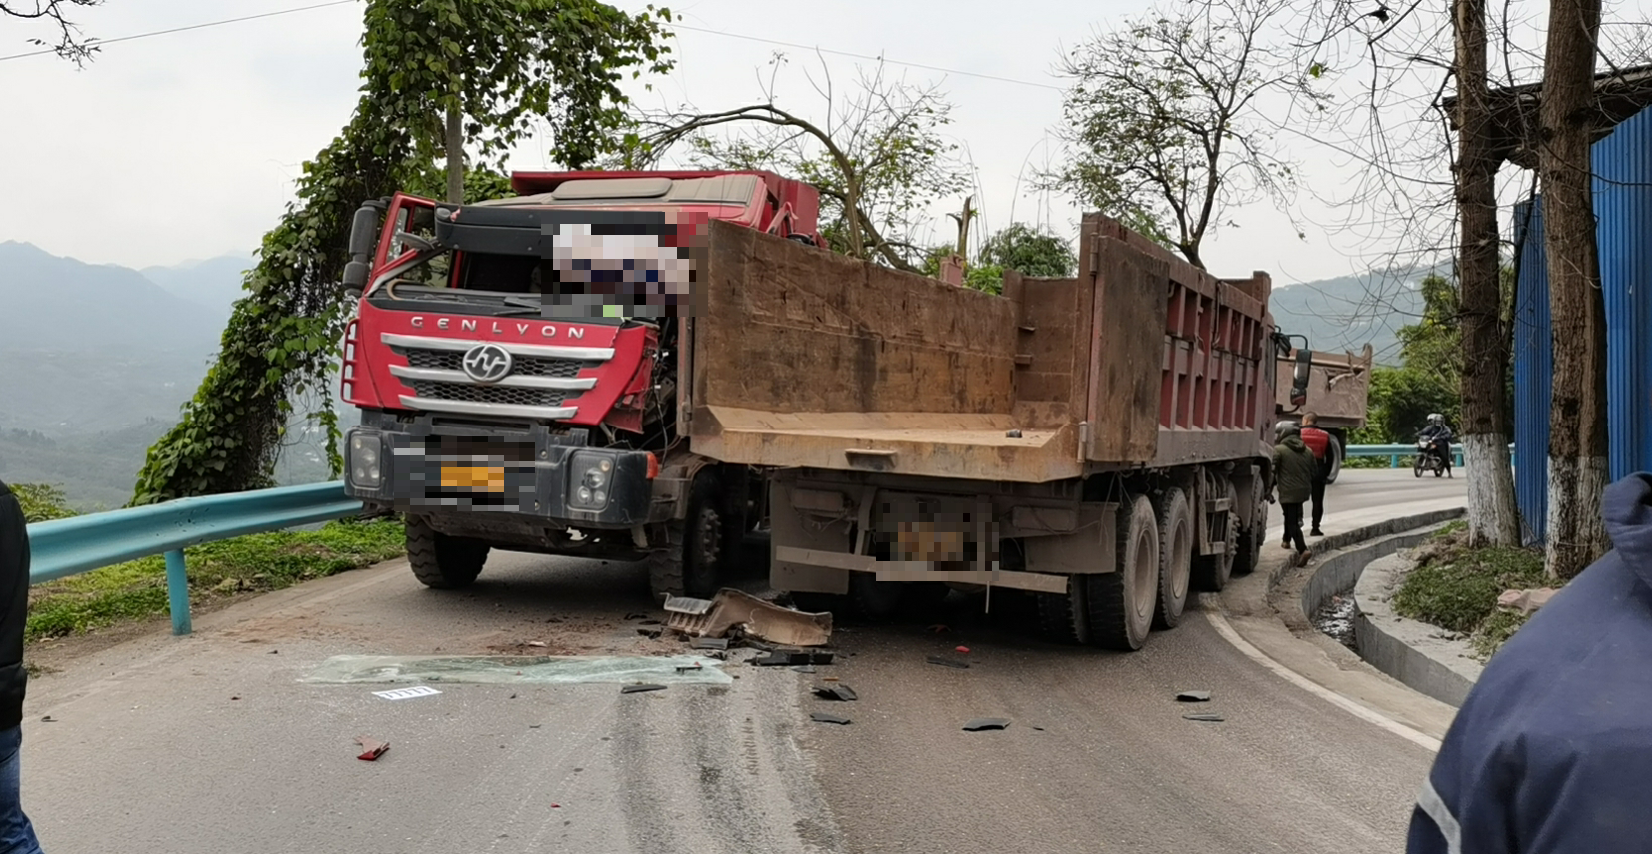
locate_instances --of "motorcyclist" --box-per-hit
[1418,414,1454,467]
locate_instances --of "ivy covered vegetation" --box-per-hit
[132,0,675,505]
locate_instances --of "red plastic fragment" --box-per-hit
[955,646,970,654]
[355,736,389,761]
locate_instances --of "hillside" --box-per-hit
[1268,268,1434,366]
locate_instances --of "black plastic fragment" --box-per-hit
[1176,690,1212,702]
[814,684,858,701]
[810,712,851,725]
[752,650,835,666]
[928,656,971,669]
[1183,713,1225,722]
[962,718,1010,731]
[620,684,667,694]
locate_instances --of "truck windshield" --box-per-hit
[371,222,690,321]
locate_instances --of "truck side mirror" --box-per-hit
[342,203,383,297]
[1290,348,1312,407]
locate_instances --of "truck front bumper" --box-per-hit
[342,421,655,528]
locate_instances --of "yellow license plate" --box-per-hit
[440,465,505,493]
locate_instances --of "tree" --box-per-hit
[132,0,674,504]
[624,56,969,272]
[1539,0,1611,578]
[1045,0,1323,269]
[978,223,1077,278]
[2,0,98,64]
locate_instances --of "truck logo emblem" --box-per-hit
[461,343,513,384]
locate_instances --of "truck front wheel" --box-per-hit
[406,517,489,589]
[1323,434,1344,484]
[647,473,726,601]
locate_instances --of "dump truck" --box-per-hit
[687,212,1286,651]
[335,170,823,601]
[1272,338,1372,484]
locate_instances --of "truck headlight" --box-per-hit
[349,432,384,489]
[568,452,616,510]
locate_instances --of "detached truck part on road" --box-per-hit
[336,170,823,601]
[690,213,1285,651]
[1273,337,1372,484]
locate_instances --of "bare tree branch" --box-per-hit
[2,0,100,65]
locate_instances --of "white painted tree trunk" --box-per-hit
[1546,454,1610,578]
[1463,433,1519,545]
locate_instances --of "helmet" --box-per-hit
[1428,413,1443,425]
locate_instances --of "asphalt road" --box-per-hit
[21,469,1465,853]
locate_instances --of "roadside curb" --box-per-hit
[1353,552,1483,708]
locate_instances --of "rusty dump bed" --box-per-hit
[686,213,1277,483]
[1275,344,1374,428]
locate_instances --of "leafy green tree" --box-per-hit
[10,483,76,523]
[133,0,674,505]
[1045,0,1323,269]
[625,57,968,272]
[978,223,1076,278]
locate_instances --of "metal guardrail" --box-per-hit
[24,482,363,636]
[1344,443,1465,468]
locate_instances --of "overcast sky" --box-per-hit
[0,0,1627,285]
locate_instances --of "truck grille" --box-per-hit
[380,332,613,421]
[405,349,585,380]
[406,380,568,409]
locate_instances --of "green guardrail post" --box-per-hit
[164,549,192,636]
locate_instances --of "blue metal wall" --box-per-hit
[1511,105,1652,544]
[1595,106,1652,482]
[1511,198,1551,545]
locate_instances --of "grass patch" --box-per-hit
[26,519,406,643]
[1391,529,1549,660]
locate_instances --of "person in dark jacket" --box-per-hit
[1407,472,1652,853]
[1271,426,1315,565]
[0,480,42,854]
[1298,413,1332,536]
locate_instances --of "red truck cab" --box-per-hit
[337,170,821,597]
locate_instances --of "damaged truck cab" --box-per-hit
[337,170,822,600]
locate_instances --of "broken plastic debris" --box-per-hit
[663,588,833,646]
[752,650,835,667]
[620,684,667,694]
[355,736,390,761]
[927,656,970,669]
[1176,690,1212,703]
[690,637,730,651]
[955,646,970,654]
[39,716,54,723]
[962,718,1010,731]
[373,685,442,701]
[813,684,858,701]
[1183,713,1225,722]
[809,712,851,725]
[675,663,703,674]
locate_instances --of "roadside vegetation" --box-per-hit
[1390,522,1550,660]
[16,483,404,643]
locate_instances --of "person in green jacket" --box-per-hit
[1273,425,1316,565]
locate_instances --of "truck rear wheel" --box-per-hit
[1153,487,1193,630]
[1194,480,1239,592]
[406,517,489,589]
[1232,477,1266,577]
[1087,493,1157,651]
[647,473,727,601]
[1323,434,1344,484]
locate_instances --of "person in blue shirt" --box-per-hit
[1407,472,1652,853]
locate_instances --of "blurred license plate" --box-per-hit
[440,465,504,493]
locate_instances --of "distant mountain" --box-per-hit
[1268,267,1440,366]
[141,252,254,328]
[0,241,224,351]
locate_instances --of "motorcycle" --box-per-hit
[1413,435,1453,478]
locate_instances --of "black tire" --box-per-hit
[850,572,905,619]
[1037,576,1091,645]
[1232,477,1266,577]
[1413,456,1425,478]
[1194,480,1239,592]
[1435,465,1445,478]
[1323,435,1344,484]
[406,516,489,589]
[647,473,726,601]
[1087,493,1158,651]
[1153,487,1194,630]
